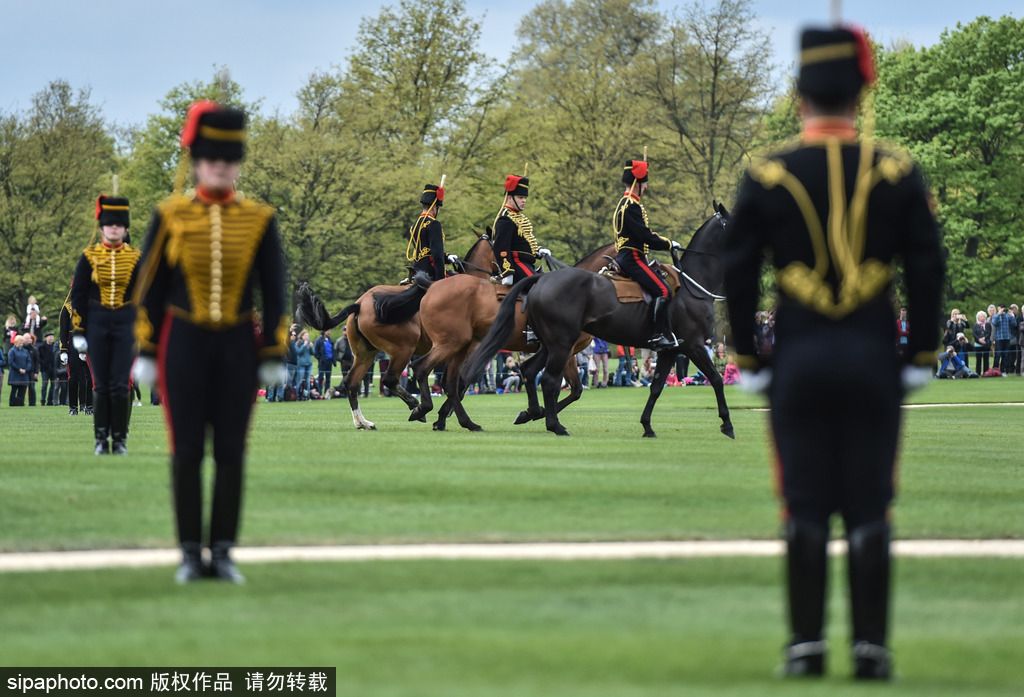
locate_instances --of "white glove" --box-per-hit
[739,367,772,394]
[133,356,159,387]
[258,360,289,386]
[901,365,934,393]
[446,254,459,264]
[670,240,683,251]
[72,335,88,353]
[500,276,514,286]
[60,352,68,363]
[537,248,551,258]
[78,353,88,362]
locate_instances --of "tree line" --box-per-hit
[1,0,1021,322]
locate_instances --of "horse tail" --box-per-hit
[461,274,542,383]
[372,272,433,325]
[296,282,357,331]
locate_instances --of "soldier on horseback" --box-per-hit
[613,158,683,351]
[406,181,454,282]
[493,173,550,285]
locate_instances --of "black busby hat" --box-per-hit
[621,160,649,186]
[797,26,876,107]
[504,175,529,197]
[96,195,130,229]
[420,183,445,208]
[180,100,247,162]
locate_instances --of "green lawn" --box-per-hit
[1,379,1022,694]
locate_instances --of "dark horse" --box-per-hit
[462,203,734,438]
[295,236,493,430]
[407,243,617,432]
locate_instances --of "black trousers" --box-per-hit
[616,249,670,298]
[85,305,136,401]
[68,350,92,410]
[162,318,258,547]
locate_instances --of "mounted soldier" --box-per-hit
[613,155,683,351]
[406,178,456,282]
[492,170,550,285]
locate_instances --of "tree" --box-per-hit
[0,81,112,318]
[875,15,1024,309]
[640,0,776,223]
[502,0,663,260]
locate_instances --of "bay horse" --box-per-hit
[462,204,734,438]
[407,243,618,432]
[295,236,494,430]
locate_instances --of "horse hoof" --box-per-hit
[721,425,736,439]
[513,411,531,425]
[642,431,657,438]
[550,426,570,436]
[409,413,427,423]
[432,422,446,432]
[465,423,483,432]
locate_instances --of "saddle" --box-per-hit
[599,259,680,304]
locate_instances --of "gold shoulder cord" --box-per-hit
[765,90,913,319]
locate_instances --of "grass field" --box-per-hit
[1,379,1022,694]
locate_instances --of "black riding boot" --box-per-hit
[110,395,129,455]
[848,520,892,680]
[648,296,678,351]
[92,391,110,455]
[175,541,206,584]
[781,518,830,676]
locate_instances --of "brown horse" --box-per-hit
[462,205,734,438]
[408,244,618,431]
[295,236,494,430]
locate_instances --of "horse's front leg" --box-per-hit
[639,349,679,438]
[687,346,735,439]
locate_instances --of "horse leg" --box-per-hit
[444,354,483,432]
[515,348,549,425]
[639,349,678,438]
[344,351,376,430]
[540,347,573,436]
[552,356,584,415]
[687,346,735,439]
[407,354,438,423]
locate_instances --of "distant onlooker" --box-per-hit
[990,304,1016,374]
[895,307,910,361]
[501,356,521,393]
[1008,304,1020,375]
[591,338,609,388]
[972,310,991,375]
[7,334,32,406]
[38,332,57,406]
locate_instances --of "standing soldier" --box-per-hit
[723,25,944,679]
[493,172,550,286]
[59,288,93,416]
[132,100,288,584]
[406,179,455,281]
[71,195,141,454]
[613,157,683,351]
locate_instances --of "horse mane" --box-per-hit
[575,243,615,266]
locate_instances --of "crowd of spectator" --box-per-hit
[935,303,1021,378]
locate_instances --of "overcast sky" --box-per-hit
[1,0,1018,127]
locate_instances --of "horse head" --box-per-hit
[677,202,729,294]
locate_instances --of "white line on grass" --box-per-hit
[1,540,1022,573]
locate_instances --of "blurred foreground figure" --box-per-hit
[133,101,288,584]
[723,25,944,679]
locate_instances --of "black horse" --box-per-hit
[462,203,734,438]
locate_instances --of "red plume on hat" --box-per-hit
[848,24,877,86]
[504,175,523,193]
[631,160,648,180]
[95,196,103,220]
[180,100,220,149]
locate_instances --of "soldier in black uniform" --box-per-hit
[132,101,288,584]
[406,181,453,281]
[71,195,141,454]
[493,174,549,285]
[722,26,944,680]
[59,289,93,416]
[613,158,683,351]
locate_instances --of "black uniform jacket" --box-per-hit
[613,194,671,255]
[70,242,142,336]
[407,213,446,281]
[132,191,289,362]
[493,207,538,277]
[723,127,944,370]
